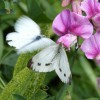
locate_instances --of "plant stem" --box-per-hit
[70,43,79,69]
[0,77,6,89]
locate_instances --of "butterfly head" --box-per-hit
[27,58,33,69]
[35,36,42,41]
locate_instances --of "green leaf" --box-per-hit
[26,0,41,19]
[36,0,57,20]
[2,53,18,66]
[55,84,71,100]
[0,53,46,99]
[12,94,26,100]
[46,96,55,100]
[31,89,48,100]
[79,56,100,96]
[85,98,100,100]
[0,30,3,60]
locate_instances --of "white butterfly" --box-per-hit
[6,16,55,54]
[27,44,72,84]
[6,16,71,84]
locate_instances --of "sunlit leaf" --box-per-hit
[0,53,45,99]
[31,89,48,100]
[12,94,26,100]
[79,56,100,96]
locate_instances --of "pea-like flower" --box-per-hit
[81,0,100,31]
[81,31,100,65]
[61,0,82,15]
[52,9,93,49]
[57,34,77,50]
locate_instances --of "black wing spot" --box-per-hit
[7,40,12,42]
[64,73,66,77]
[27,58,33,69]
[45,63,52,66]
[38,63,41,66]
[59,68,62,72]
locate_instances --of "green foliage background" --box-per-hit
[0,0,100,100]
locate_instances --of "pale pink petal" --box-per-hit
[81,0,99,18]
[97,3,100,11]
[70,12,93,39]
[97,78,100,88]
[52,10,71,36]
[72,0,82,15]
[81,32,100,59]
[95,54,100,66]
[61,0,71,7]
[57,34,77,49]
[92,13,100,31]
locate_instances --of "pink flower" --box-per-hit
[97,78,100,88]
[61,0,71,7]
[62,0,82,15]
[57,34,77,49]
[52,9,93,39]
[81,31,100,65]
[72,0,82,15]
[81,0,100,31]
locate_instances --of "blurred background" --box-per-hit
[0,0,100,100]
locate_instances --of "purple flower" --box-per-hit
[81,0,100,31]
[61,0,82,15]
[52,9,93,38]
[97,78,100,88]
[61,0,71,7]
[57,34,77,50]
[81,31,100,65]
[72,0,82,15]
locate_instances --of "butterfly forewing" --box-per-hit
[15,16,41,36]
[6,16,55,54]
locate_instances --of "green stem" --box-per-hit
[0,49,13,65]
[0,77,6,87]
[70,37,79,69]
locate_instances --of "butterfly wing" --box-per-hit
[28,44,59,72]
[28,44,71,83]
[14,16,41,37]
[6,16,55,54]
[17,37,55,54]
[6,16,41,49]
[54,46,71,84]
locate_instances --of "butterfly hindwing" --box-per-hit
[28,44,71,83]
[29,44,59,72]
[54,47,71,84]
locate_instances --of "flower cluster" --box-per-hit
[52,0,100,65]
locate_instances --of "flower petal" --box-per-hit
[92,13,100,31]
[52,10,71,36]
[72,0,82,15]
[57,34,77,49]
[61,0,71,7]
[81,32,100,59]
[81,0,99,18]
[70,12,93,39]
